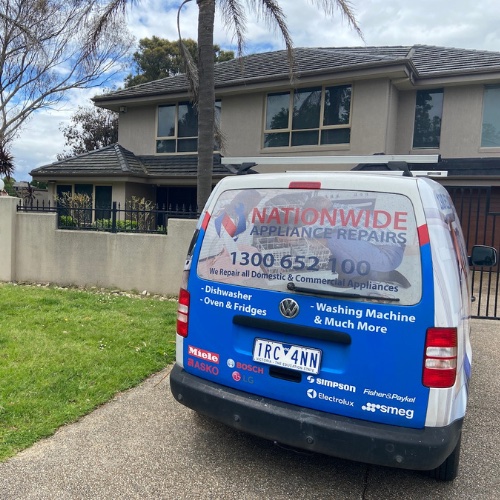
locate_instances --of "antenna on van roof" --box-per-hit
[223,162,257,175]
[351,160,413,177]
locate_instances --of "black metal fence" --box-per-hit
[17,200,198,234]
[447,186,500,320]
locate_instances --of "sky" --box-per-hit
[9,0,500,181]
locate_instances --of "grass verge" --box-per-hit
[0,283,177,461]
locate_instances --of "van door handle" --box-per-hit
[233,315,352,345]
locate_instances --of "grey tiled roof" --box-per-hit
[94,45,500,102]
[30,144,228,179]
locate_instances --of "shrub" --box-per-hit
[59,215,76,228]
[94,219,139,232]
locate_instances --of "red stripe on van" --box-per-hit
[418,224,430,246]
[201,212,211,231]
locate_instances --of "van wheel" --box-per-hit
[428,434,462,481]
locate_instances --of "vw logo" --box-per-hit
[279,298,299,319]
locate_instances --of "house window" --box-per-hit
[481,85,500,147]
[413,89,443,148]
[55,184,112,221]
[156,101,222,153]
[56,185,72,199]
[263,85,352,148]
[95,186,112,220]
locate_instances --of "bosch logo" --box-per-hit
[279,298,299,319]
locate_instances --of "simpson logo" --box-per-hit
[362,402,414,420]
[188,345,220,364]
[307,375,356,393]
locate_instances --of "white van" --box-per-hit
[170,169,497,481]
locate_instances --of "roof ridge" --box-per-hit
[114,144,149,175]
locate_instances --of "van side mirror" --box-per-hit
[469,245,498,267]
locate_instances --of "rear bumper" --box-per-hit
[170,364,463,471]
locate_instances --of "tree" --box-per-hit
[192,0,362,211]
[0,145,14,179]
[90,0,362,211]
[0,0,133,167]
[1,176,16,196]
[58,106,119,160]
[125,36,234,88]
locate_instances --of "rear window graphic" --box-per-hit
[198,189,422,304]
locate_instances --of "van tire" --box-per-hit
[428,434,462,481]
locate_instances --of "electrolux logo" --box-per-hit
[307,389,317,398]
[362,402,414,420]
[307,389,354,407]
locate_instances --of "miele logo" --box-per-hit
[188,345,220,364]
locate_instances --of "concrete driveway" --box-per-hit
[0,319,499,499]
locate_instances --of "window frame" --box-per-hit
[262,84,352,149]
[412,88,444,150]
[156,100,222,154]
[480,85,500,149]
[55,184,113,222]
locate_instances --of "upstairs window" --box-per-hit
[413,89,443,149]
[264,85,352,148]
[156,101,221,153]
[481,85,500,147]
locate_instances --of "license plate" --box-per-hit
[253,338,322,374]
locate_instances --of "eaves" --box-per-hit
[94,59,417,110]
[395,67,500,90]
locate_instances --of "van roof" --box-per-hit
[214,171,423,193]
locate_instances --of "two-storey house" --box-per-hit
[31,45,500,215]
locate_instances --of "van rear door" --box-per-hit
[182,175,433,429]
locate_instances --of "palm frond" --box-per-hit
[0,145,15,179]
[308,0,364,41]
[251,0,295,81]
[219,0,247,56]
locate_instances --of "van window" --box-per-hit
[198,188,422,305]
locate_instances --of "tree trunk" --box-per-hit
[196,0,216,213]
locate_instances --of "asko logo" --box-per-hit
[187,358,219,375]
[188,345,220,364]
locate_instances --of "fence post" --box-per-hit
[111,201,117,233]
[0,196,19,282]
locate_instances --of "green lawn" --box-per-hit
[0,283,177,461]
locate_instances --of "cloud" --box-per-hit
[10,88,101,180]
[9,0,500,180]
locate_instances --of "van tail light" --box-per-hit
[423,327,457,388]
[177,288,190,338]
[289,181,321,189]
